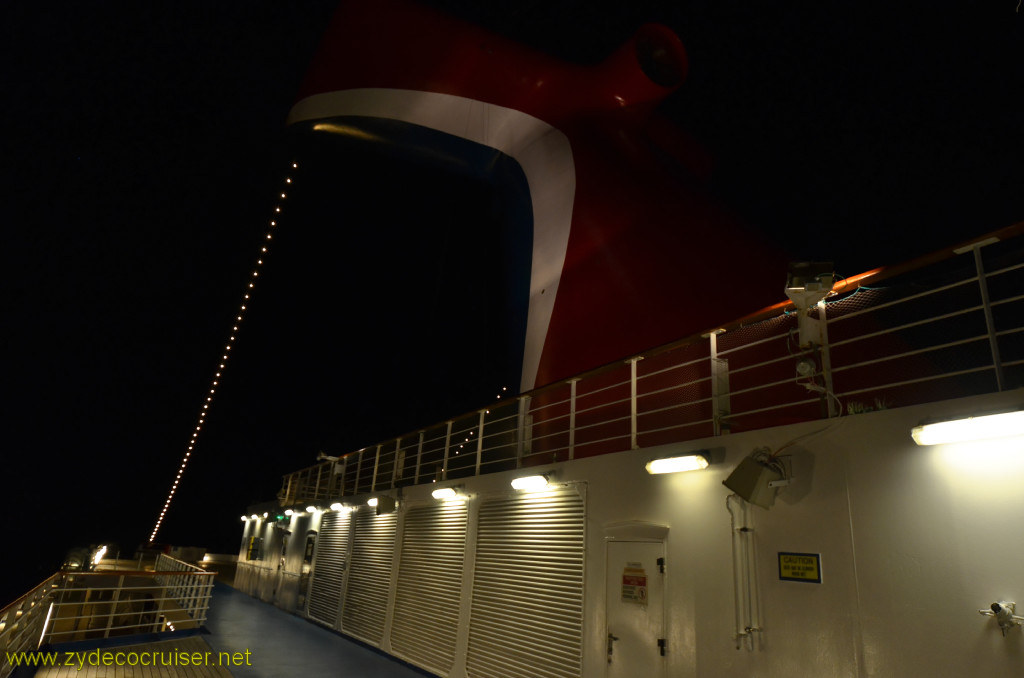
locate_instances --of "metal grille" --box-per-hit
[466,487,586,678]
[389,502,469,675]
[307,510,351,627]
[341,507,398,644]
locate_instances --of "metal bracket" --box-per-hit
[767,478,793,488]
[980,601,1024,636]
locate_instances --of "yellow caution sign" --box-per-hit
[778,552,821,583]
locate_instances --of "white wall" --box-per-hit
[236,388,1024,677]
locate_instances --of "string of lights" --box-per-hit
[147,162,299,544]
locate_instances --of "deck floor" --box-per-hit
[202,582,430,678]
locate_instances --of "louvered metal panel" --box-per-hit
[307,510,351,627]
[341,507,398,644]
[390,502,468,675]
[467,488,586,678]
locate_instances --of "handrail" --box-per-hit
[276,221,1024,506]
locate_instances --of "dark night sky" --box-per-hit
[3,1,1021,604]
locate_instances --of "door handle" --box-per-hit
[607,632,619,663]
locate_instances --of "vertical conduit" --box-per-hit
[726,494,761,650]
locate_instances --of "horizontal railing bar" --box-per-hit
[528,395,572,413]
[636,353,709,380]
[570,413,632,433]
[726,374,802,398]
[986,260,1024,278]
[573,432,631,448]
[835,365,994,398]
[727,348,814,375]
[829,275,977,323]
[574,395,632,417]
[991,292,1024,307]
[637,375,712,400]
[716,329,793,356]
[830,304,983,348]
[638,395,714,417]
[575,377,632,400]
[832,334,987,373]
[729,397,823,419]
[639,417,715,435]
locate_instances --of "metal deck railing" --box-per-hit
[0,557,215,678]
[278,224,1024,506]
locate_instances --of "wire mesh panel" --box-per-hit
[307,510,351,628]
[341,507,398,645]
[390,502,469,675]
[446,413,483,479]
[479,401,521,473]
[419,423,450,483]
[636,340,714,447]
[572,364,631,459]
[466,486,586,678]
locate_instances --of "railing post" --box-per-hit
[475,409,486,476]
[515,396,531,467]
[442,421,453,480]
[392,438,403,488]
[817,300,838,417]
[353,449,363,494]
[706,330,731,434]
[973,246,1005,391]
[414,431,424,484]
[568,379,578,460]
[371,444,381,492]
[629,358,641,449]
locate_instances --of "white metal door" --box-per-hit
[606,541,665,678]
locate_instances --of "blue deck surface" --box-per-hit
[204,582,431,677]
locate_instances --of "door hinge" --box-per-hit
[658,638,666,656]
[657,557,665,573]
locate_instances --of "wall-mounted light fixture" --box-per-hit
[250,514,258,520]
[305,505,319,513]
[912,409,1024,446]
[645,452,710,474]
[240,515,248,521]
[284,509,294,516]
[431,487,460,500]
[511,474,549,491]
[329,502,345,511]
[367,498,379,507]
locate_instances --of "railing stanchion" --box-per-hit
[568,379,578,460]
[973,246,1005,391]
[414,431,424,484]
[475,410,486,476]
[371,444,381,492]
[630,358,640,449]
[442,421,453,481]
[516,397,531,467]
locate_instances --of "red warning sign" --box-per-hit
[621,562,648,604]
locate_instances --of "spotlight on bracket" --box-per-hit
[723,449,788,509]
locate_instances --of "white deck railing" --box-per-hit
[279,225,1024,506]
